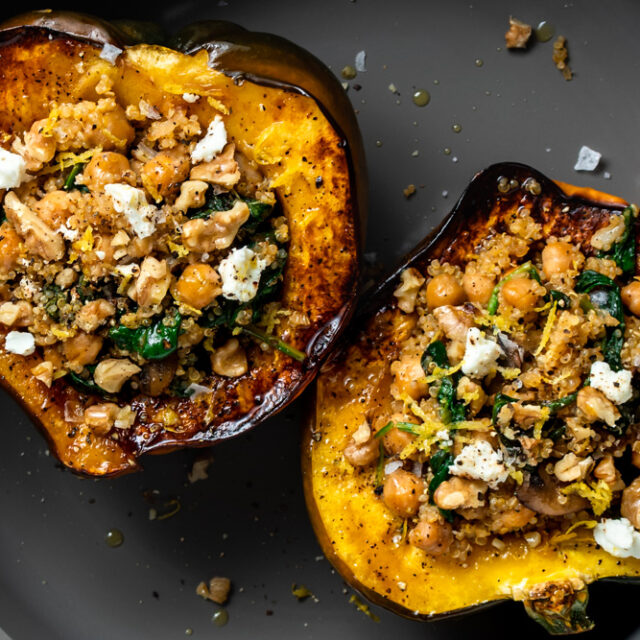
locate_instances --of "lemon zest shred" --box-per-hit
[549,519,598,544]
[41,147,102,175]
[101,128,127,149]
[498,366,521,380]
[51,327,74,340]
[40,106,61,138]
[167,240,189,258]
[509,469,524,485]
[532,406,551,440]
[541,370,572,385]
[72,227,94,254]
[117,274,132,296]
[561,480,612,516]
[534,301,558,356]
[206,96,230,115]
[424,361,463,383]
[459,387,480,405]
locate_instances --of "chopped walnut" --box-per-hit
[0,301,33,327]
[131,257,172,307]
[552,36,572,80]
[173,180,209,213]
[182,201,250,252]
[75,299,116,333]
[31,360,54,387]
[84,402,120,435]
[190,143,240,189]
[93,358,141,393]
[393,267,425,313]
[211,338,248,377]
[505,16,532,49]
[196,576,231,605]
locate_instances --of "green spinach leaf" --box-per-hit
[109,311,182,360]
[598,207,636,276]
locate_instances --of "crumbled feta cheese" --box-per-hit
[590,360,633,404]
[449,440,509,488]
[0,147,27,189]
[461,327,501,378]
[182,93,200,103]
[114,263,139,278]
[57,224,79,241]
[104,184,157,238]
[185,382,213,399]
[5,330,35,356]
[99,43,122,65]
[436,429,453,447]
[218,247,268,303]
[95,250,106,260]
[355,50,367,72]
[594,517,640,559]
[574,145,601,171]
[191,115,227,164]
[19,277,38,300]
[384,460,404,475]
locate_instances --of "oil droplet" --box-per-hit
[341,65,357,80]
[474,58,483,67]
[412,89,430,107]
[433,79,440,85]
[452,124,462,133]
[185,629,193,636]
[212,609,229,627]
[484,90,492,96]
[105,528,124,548]
[535,21,555,43]
[375,140,383,147]
[443,148,451,155]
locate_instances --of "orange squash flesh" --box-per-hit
[0,16,363,476]
[303,162,640,631]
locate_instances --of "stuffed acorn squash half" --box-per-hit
[0,11,364,476]
[304,162,640,633]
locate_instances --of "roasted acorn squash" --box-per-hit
[303,162,640,633]
[0,11,364,476]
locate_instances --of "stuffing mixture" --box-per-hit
[343,195,640,561]
[0,73,292,434]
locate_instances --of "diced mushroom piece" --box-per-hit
[516,470,588,516]
[93,358,141,393]
[496,332,524,369]
[3,192,65,261]
[139,356,178,396]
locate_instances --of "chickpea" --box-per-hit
[344,438,378,467]
[140,148,191,201]
[82,152,133,191]
[390,354,427,401]
[87,105,135,149]
[21,119,56,171]
[541,241,577,279]
[621,477,640,530]
[408,520,453,555]
[501,277,540,311]
[382,469,423,517]
[621,281,640,317]
[490,501,535,534]
[61,333,103,372]
[175,263,221,309]
[382,425,416,456]
[462,269,494,305]
[0,223,22,276]
[426,273,465,310]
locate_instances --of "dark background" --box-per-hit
[1,1,640,638]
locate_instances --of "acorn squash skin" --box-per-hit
[303,162,640,632]
[0,12,365,476]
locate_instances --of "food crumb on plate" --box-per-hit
[574,145,602,171]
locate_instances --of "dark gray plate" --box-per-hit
[1,1,640,638]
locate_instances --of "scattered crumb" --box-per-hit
[403,184,416,198]
[187,454,213,484]
[196,576,231,605]
[388,83,399,95]
[574,145,601,171]
[292,583,317,602]
[349,594,380,622]
[552,36,573,80]
[355,50,367,72]
[505,17,532,49]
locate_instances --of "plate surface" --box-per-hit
[2,0,640,638]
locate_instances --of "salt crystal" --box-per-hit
[384,460,403,475]
[355,50,367,72]
[99,43,122,65]
[574,145,601,171]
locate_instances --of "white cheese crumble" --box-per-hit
[182,93,200,103]
[191,115,227,163]
[590,360,633,404]
[57,224,79,241]
[449,440,509,488]
[0,147,27,189]
[384,460,404,475]
[594,517,640,559]
[99,43,123,65]
[574,145,601,171]
[5,330,35,356]
[218,246,268,303]
[104,184,157,238]
[461,327,501,378]
[185,382,213,399]
[436,429,453,447]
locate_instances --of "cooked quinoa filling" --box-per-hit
[0,77,293,421]
[343,200,640,560]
